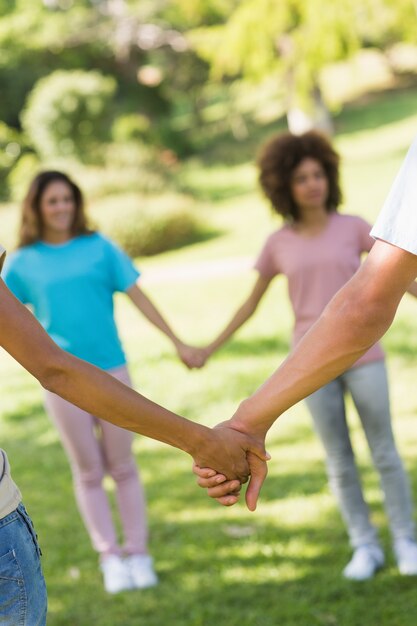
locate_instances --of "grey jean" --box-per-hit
[305,360,415,548]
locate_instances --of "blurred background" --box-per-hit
[2,1,417,625]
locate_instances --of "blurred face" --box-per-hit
[39,180,76,241]
[290,158,329,215]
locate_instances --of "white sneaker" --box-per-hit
[394,538,417,576]
[125,554,158,589]
[343,545,384,581]
[100,555,133,594]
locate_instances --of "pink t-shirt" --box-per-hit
[254,212,384,368]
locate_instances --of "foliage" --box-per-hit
[21,70,116,162]
[0,122,30,199]
[91,193,212,257]
[184,0,417,117]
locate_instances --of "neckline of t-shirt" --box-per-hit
[38,236,80,249]
[286,211,338,240]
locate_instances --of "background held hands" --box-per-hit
[175,342,210,369]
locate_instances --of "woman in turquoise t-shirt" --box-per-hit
[3,170,202,594]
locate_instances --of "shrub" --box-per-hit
[90,193,213,257]
[7,153,41,202]
[21,70,116,162]
[0,122,27,199]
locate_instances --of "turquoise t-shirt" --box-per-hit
[3,233,140,370]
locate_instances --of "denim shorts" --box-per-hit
[0,502,47,626]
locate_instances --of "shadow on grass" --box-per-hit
[213,335,290,358]
[5,371,417,626]
[44,508,417,626]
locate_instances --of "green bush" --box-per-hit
[0,122,27,199]
[111,114,151,143]
[7,153,41,202]
[21,70,116,162]
[91,193,213,257]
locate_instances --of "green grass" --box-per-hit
[2,85,417,625]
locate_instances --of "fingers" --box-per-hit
[192,464,218,479]
[213,494,240,506]
[193,464,239,490]
[206,480,241,497]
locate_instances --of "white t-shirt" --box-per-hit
[0,244,22,518]
[371,136,417,255]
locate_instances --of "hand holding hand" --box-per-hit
[176,343,210,369]
[193,448,268,511]
[191,423,269,486]
[192,422,269,510]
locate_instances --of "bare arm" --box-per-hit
[204,274,272,357]
[126,283,205,368]
[231,240,417,438]
[197,240,417,508]
[0,279,268,480]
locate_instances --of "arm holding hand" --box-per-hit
[0,279,269,481]
[202,274,272,361]
[197,240,417,508]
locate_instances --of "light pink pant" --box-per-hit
[43,365,148,559]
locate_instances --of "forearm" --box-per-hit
[0,281,204,455]
[232,241,417,438]
[44,352,206,454]
[208,304,256,353]
[127,284,181,347]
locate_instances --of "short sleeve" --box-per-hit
[254,235,281,279]
[2,256,30,304]
[371,137,417,256]
[103,236,140,292]
[356,217,374,253]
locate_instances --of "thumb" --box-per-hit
[245,451,268,512]
[247,439,271,462]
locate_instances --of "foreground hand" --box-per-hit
[193,448,268,511]
[192,426,269,486]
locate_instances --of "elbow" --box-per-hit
[35,351,70,395]
[327,290,396,350]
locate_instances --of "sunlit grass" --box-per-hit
[2,86,417,624]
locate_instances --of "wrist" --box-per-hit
[183,422,211,458]
[230,398,269,440]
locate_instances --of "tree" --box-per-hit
[180,0,417,133]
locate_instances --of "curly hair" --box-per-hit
[17,170,94,247]
[257,131,342,222]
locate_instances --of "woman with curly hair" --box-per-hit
[196,131,417,580]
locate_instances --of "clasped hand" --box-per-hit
[192,421,270,511]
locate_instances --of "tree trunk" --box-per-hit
[286,78,334,136]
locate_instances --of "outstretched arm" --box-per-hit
[198,239,417,507]
[230,240,417,439]
[202,274,272,360]
[0,279,269,480]
[126,283,205,368]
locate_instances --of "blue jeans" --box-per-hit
[305,360,415,548]
[0,503,47,625]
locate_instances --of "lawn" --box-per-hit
[2,86,417,625]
